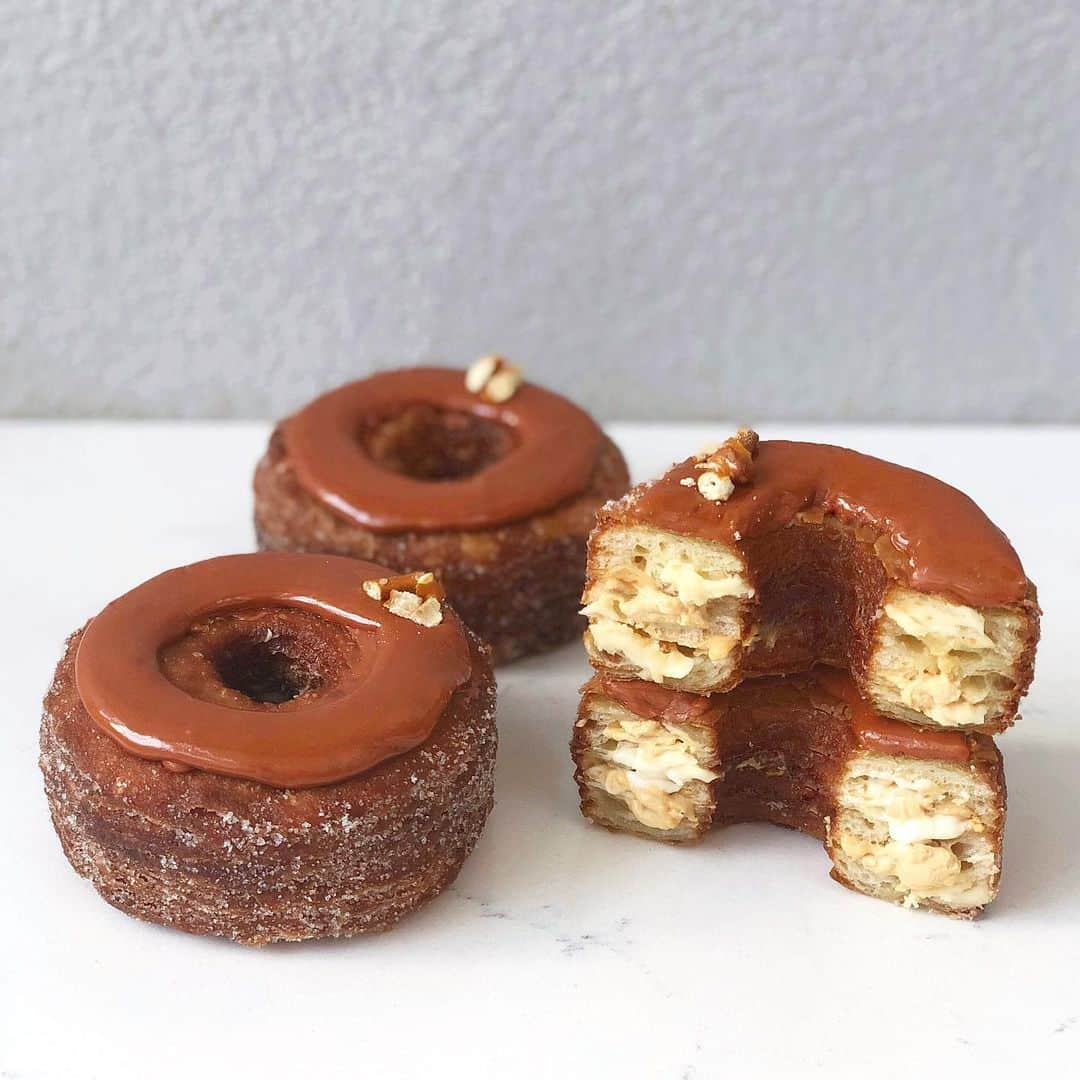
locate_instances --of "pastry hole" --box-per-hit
[359,404,516,481]
[159,606,358,710]
[211,636,322,704]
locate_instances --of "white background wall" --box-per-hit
[2,0,1078,421]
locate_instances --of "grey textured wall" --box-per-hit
[2,1,1078,421]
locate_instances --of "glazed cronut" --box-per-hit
[582,523,1035,733]
[573,676,1005,917]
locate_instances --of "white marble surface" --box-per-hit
[1,421,1077,1079]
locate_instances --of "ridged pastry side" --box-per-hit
[40,630,497,945]
[255,427,631,665]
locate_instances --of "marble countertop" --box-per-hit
[2,421,1077,1079]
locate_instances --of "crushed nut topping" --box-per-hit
[465,354,523,403]
[362,570,445,626]
[689,427,759,501]
[386,591,443,627]
[696,471,734,501]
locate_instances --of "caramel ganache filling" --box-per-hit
[282,364,605,532]
[74,553,473,787]
[635,438,1027,607]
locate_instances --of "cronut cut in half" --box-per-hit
[572,675,1005,918]
[582,434,1039,733]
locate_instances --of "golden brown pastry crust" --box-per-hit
[40,628,497,945]
[255,425,629,664]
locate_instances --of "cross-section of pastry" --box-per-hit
[255,359,630,664]
[582,430,1039,732]
[40,553,497,945]
[572,671,1005,917]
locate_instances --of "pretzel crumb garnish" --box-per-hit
[691,428,759,501]
[465,355,523,403]
[362,571,445,626]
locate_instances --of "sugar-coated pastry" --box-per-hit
[582,430,1039,732]
[255,360,630,664]
[40,553,496,945]
[573,671,1005,917]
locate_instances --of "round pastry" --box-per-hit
[39,552,496,945]
[254,359,630,664]
[573,670,1005,918]
[582,430,1039,733]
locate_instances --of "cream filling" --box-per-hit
[653,558,754,605]
[608,742,718,794]
[896,676,990,729]
[851,773,975,845]
[838,834,993,907]
[585,719,718,830]
[581,556,749,679]
[887,813,969,846]
[586,615,738,680]
[880,591,999,727]
[582,562,749,626]
[588,764,701,830]
[839,769,992,906]
[587,618,696,681]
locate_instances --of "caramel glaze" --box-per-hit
[583,670,990,840]
[811,667,973,764]
[282,367,604,532]
[591,669,973,763]
[75,553,473,788]
[633,440,1027,607]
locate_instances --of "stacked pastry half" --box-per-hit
[572,431,1039,916]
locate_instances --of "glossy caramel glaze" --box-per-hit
[75,553,473,787]
[584,675,717,725]
[632,440,1027,606]
[283,367,604,532]
[589,669,974,764]
[811,667,972,764]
